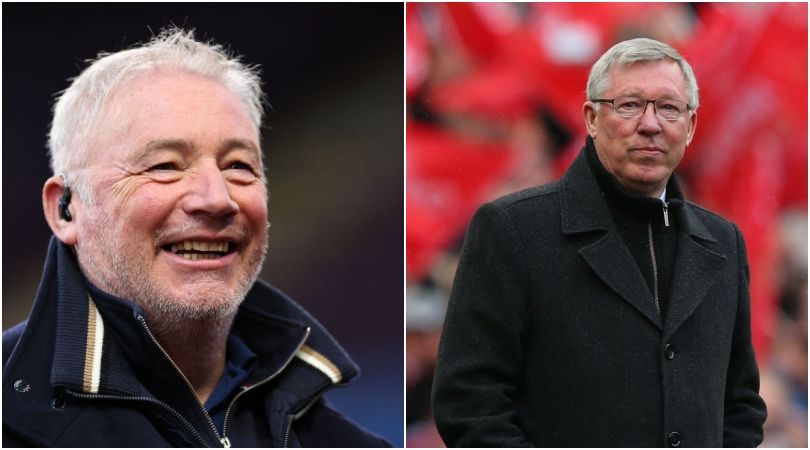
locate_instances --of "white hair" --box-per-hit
[48,27,266,201]
[586,37,699,111]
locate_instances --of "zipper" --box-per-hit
[136,315,228,448]
[65,390,210,447]
[282,386,334,448]
[662,201,670,227]
[647,221,660,313]
[221,326,312,446]
[283,415,294,448]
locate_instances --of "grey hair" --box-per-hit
[586,37,699,110]
[48,27,266,201]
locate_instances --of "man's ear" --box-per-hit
[583,101,599,139]
[43,176,78,245]
[686,110,698,146]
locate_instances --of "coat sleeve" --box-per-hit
[723,224,767,447]
[432,202,533,448]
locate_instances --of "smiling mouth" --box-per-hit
[162,240,236,261]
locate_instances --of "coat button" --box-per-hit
[664,344,675,360]
[668,431,681,447]
[13,379,31,393]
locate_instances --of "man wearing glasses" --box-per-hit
[433,38,766,447]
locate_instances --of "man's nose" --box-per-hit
[182,163,239,217]
[637,102,662,135]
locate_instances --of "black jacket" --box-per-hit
[433,139,767,447]
[3,237,389,447]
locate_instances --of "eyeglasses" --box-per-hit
[591,96,692,121]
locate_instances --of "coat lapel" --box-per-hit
[561,145,730,335]
[561,149,662,330]
[578,230,663,329]
[663,205,727,341]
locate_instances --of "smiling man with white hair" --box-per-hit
[3,28,388,448]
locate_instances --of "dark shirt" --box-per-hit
[204,332,257,433]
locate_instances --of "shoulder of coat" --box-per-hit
[683,200,738,235]
[493,181,561,209]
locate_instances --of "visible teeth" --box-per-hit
[169,241,230,256]
[179,252,223,260]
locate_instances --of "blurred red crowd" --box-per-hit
[406,2,807,361]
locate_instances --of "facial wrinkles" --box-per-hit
[73,70,269,329]
[612,65,684,99]
[109,175,153,212]
[77,160,267,324]
[78,200,268,324]
[588,61,693,197]
[611,70,685,134]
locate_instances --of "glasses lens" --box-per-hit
[614,97,643,118]
[655,99,687,120]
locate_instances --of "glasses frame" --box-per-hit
[591,97,693,121]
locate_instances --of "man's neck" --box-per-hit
[148,314,235,405]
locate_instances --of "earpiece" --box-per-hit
[59,187,73,222]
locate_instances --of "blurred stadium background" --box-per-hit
[2,3,403,445]
[406,3,807,447]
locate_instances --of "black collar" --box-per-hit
[584,137,682,230]
[560,136,716,243]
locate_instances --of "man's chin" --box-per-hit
[625,167,669,188]
[149,299,241,324]
[141,286,246,322]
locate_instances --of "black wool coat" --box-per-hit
[433,143,767,448]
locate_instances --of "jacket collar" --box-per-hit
[4,236,360,447]
[560,137,727,339]
[39,236,359,403]
[560,137,725,333]
[561,136,716,243]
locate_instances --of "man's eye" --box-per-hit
[619,101,641,109]
[226,161,255,172]
[149,162,179,171]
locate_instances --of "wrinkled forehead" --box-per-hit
[106,68,255,122]
[89,69,262,160]
[607,60,688,96]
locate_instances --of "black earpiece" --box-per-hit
[59,187,73,222]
